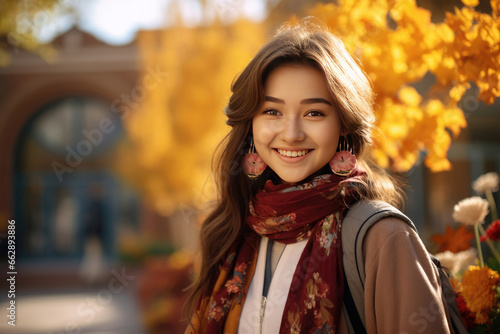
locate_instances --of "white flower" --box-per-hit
[452,196,489,225]
[472,172,499,194]
[434,248,477,276]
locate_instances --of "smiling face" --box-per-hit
[252,63,342,183]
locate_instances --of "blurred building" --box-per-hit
[0,28,144,284]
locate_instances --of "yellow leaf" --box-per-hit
[461,0,479,7]
[398,86,422,107]
[492,0,500,17]
[449,84,469,103]
[309,0,499,173]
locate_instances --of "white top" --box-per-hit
[237,237,308,334]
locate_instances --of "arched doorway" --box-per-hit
[14,96,139,265]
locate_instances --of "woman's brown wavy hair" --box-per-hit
[185,18,404,320]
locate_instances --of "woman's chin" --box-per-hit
[274,165,332,184]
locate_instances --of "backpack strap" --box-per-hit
[341,200,416,329]
[343,269,367,334]
[341,200,468,334]
[431,255,469,334]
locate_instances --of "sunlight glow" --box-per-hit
[74,0,267,45]
[77,0,169,45]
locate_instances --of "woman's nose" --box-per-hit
[279,117,305,143]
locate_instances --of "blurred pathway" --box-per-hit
[0,281,147,334]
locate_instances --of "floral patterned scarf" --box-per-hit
[187,172,365,333]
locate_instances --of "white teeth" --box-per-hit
[277,149,309,157]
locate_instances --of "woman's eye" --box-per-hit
[263,108,280,116]
[306,110,324,117]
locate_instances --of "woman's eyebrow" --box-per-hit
[264,96,285,104]
[264,96,332,106]
[300,98,332,106]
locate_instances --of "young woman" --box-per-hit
[185,20,453,333]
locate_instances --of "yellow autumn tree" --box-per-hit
[0,0,73,66]
[118,20,266,214]
[121,0,500,212]
[310,0,500,171]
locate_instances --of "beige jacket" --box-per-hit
[337,217,451,334]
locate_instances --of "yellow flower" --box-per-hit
[475,312,490,325]
[461,265,500,324]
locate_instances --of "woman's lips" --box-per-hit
[274,148,312,163]
[276,149,310,157]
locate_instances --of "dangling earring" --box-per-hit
[243,137,267,179]
[329,135,357,176]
